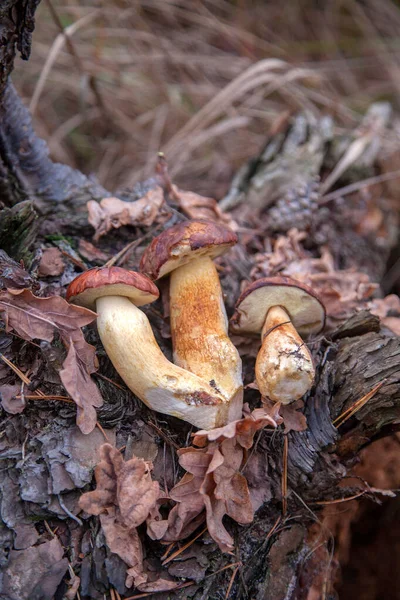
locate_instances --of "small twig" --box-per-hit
[162,526,208,565]
[160,542,175,562]
[123,581,195,600]
[320,169,400,203]
[57,494,83,526]
[148,421,180,450]
[94,372,127,391]
[224,563,242,599]
[313,490,367,505]
[17,395,74,403]
[0,354,32,385]
[104,223,164,268]
[333,380,386,428]
[58,248,88,271]
[95,421,111,443]
[44,520,57,538]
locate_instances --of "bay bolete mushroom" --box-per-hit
[140,220,243,417]
[66,266,235,429]
[230,276,326,404]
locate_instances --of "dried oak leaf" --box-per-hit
[79,444,169,591]
[172,186,237,229]
[159,406,282,553]
[87,186,164,241]
[0,288,103,434]
[193,403,283,448]
[264,399,307,434]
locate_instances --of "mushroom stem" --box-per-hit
[95,296,241,429]
[169,256,243,405]
[255,305,315,404]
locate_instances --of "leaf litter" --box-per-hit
[1,140,398,598]
[0,287,103,433]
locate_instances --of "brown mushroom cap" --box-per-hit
[66,267,159,310]
[230,276,326,336]
[140,220,237,280]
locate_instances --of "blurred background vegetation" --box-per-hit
[12,0,400,196]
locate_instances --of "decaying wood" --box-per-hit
[1,4,400,599]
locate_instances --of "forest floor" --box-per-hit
[3,1,400,599]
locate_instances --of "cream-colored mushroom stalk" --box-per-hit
[230,277,326,404]
[67,267,238,429]
[140,220,243,415]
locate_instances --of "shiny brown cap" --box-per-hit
[140,220,237,280]
[66,267,159,310]
[230,276,326,336]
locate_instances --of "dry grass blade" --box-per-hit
[95,421,111,443]
[0,354,32,386]
[162,526,208,565]
[321,169,400,203]
[224,563,241,600]
[333,380,386,428]
[313,490,367,505]
[29,10,99,114]
[123,580,195,600]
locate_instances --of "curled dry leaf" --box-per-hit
[152,405,282,552]
[87,186,164,241]
[155,153,237,227]
[252,230,378,329]
[79,444,176,591]
[274,400,308,433]
[0,288,103,434]
[172,186,237,230]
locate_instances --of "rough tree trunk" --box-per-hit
[1,3,400,600]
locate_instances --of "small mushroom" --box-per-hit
[230,276,326,404]
[66,266,235,429]
[140,220,243,418]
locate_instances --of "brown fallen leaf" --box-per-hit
[172,187,237,230]
[79,444,173,590]
[156,405,282,552]
[38,248,65,277]
[155,154,237,228]
[87,186,164,241]
[78,239,109,263]
[59,342,102,435]
[0,288,103,434]
[268,399,308,434]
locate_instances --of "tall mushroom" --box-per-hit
[66,267,237,429]
[230,277,326,404]
[140,220,243,416]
